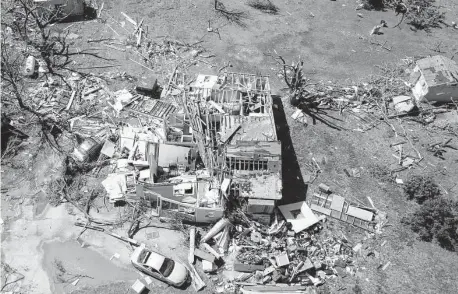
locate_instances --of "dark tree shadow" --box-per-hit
[298,104,346,131]
[215,0,250,28]
[272,95,308,205]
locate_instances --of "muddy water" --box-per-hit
[42,240,137,293]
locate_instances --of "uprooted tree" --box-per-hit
[1,0,109,151]
[266,52,318,109]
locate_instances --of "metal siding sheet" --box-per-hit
[347,206,374,221]
[330,195,345,212]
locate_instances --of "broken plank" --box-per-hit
[209,101,225,113]
[98,2,104,18]
[103,43,126,52]
[234,263,265,273]
[121,12,137,26]
[220,124,241,143]
[66,91,76,111]
[194,248,215,263]
[83,86,102,96]
[202,243,221,259]
[188,262,206,291]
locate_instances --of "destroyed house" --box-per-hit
[132,72,281,223]
[121,90,194,146]
[411,55,458,102]
[178,72,282,220]
[134,175,224,223]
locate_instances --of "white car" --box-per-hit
[131,243,189,287]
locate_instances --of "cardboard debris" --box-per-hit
[275,253,290,267]
[100,140,116,158]
[393,95,415,113]
[278,202,320,233]
[101,173,127,202]
[194,248,216,263]
[263,266,275,276]
[131,279,146,293]
[202,260,217,273]
[291,109,307,124]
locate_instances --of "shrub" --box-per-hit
[353,282,363,294]
[361,0,384,10]
[403,175,441,204]
[402,197,458,251]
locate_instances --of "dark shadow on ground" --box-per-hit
[272,95,308,205]
[52,5,98,23]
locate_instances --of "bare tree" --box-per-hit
[266,52,315,107]
[1,0,112,151]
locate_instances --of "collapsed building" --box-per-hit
[136,72,282,223]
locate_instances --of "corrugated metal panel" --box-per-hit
[347,206,374,221]
[125,91,176,120]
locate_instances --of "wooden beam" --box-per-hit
[234,263,265,273]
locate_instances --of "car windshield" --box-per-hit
[138,249,151,264]
[159,258,175,277]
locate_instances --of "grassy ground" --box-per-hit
[281,101,458,294]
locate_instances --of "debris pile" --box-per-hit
[186,208,383,292]
[185,183,386,293]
